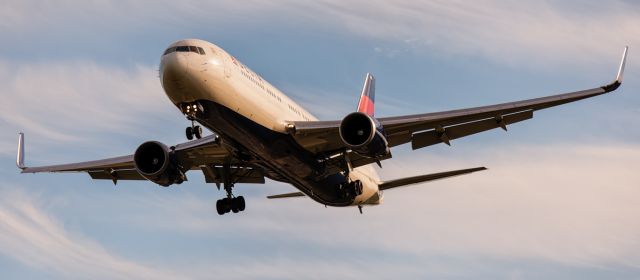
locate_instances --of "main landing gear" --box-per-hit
[216,195,245,215]
[182,103,204,140]
[215,162,246,215]
[336,180,363,200]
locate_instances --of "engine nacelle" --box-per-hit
[339,112,390,158]
[133,141,186,187]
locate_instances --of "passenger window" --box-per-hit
[197,47,205,55]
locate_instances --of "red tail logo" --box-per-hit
[357,73,376,116]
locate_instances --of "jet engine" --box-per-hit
[133,141,186,187]
[339,112,390,158]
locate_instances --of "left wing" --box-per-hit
[16,133,260,185]
[290,47,628,154]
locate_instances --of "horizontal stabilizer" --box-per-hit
[267,191,305,199]
[379,167,487,191]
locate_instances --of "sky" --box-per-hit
[0,1,639,279]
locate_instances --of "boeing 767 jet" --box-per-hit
[16,39,628,215]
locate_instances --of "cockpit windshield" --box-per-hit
[164,46,206,56]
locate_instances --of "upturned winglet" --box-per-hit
[16,132,25,170]
[602,46,628,92]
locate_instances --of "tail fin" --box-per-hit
[357,73,376,116]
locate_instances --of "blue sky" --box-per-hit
[1,1,640,279]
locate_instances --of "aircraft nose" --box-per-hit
[160,53,190,85]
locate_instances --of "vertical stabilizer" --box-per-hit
[357,73,376,116]
[17,133,25,169]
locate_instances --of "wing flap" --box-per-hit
[410,110,533,149]
[200,166,266,184]
[88,169,146,180]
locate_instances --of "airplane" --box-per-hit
[16,39,628,215]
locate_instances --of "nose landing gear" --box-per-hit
[182,102,204,140]
[186,121,203,140]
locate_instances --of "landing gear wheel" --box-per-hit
[193,125,203,139]
[216,200,225,215]
[224,198,232,213]
[231,198,240,213]
[186,127,194,140]
[237,196,246,211]
[355,180,363,196]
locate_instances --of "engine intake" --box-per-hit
[339,112,389,158]
[133,141,186,187]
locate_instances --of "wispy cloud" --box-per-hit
[374,144,640,267]
[0,188,186,280]
[0,61,183,159]
[286,1,638,70]
[4,1,638,71]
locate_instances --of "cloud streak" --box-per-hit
[0,60,185,161]
[4,1,638,70]
[5,0,640,68]
[0,189,187,280]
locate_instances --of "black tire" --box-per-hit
[194,125,203,139]
[231,198,239,213]
[216,200,225,215]
[186,127,194,140]
[336,184,347,199]
[237,196,246,211]
[224,198,233,213]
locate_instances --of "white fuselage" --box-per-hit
[159,39,382,206]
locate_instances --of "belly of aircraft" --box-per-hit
[193,99,366,207]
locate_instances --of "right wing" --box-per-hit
[290,46,628,154]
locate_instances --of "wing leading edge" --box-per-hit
[291,46,628,153]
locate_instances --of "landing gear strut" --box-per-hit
[215,162,246,215]
[336,151,363,199]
